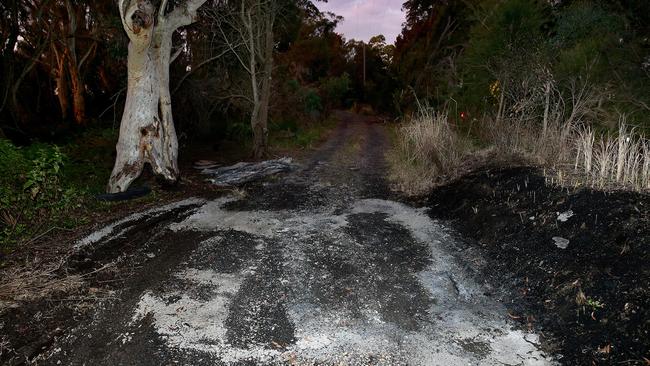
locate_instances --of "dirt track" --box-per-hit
[5,112,555,365]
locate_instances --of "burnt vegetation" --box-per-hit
[0,0,649,364]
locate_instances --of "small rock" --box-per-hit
[557,210,574,222]
[553,236,570,249]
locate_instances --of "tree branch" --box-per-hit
[78,41,97,71]
[158,0,169,22]
[170,45,184,64]
[165,0,209,29]
[119,0,154,43]
[172,47,234,95]
[217,21,252,75]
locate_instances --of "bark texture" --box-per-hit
[107,0,206,193]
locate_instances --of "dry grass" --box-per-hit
[391,85,648,195]
[389,107,473,195]
[479,114,649,192]
[484,115,575,166]
[0,256,115,313]
[0,335,9,358]
[0,259,82,310]
[573,119,650,191]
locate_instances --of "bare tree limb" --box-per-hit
[78,41,97,71]
[170,46,184,64]
[158,0,169,22]
[172,47,234,94]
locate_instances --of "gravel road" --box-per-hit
[45,112,555,365]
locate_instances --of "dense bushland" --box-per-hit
[390,0,650,194]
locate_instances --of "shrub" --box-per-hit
[0,140,81,249]
[225,120,253,141]
[459,0,550,109]
[0,140,29,204]
[389,106,472,195]
[319,73,351,109]
[302,89,323,114]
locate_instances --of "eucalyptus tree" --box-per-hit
[208,0,280,159]
[107,0,209,193]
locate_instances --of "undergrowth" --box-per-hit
[0,140,84,251]
[0,128,121,255]
[390,104,649,196]
[269,115,338,150]
[388,107,473,195]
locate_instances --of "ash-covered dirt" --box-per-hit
[427,166,650,365]
[1,113,555,366]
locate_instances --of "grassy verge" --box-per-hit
[0,129,161,259]
[269,115,338,151]
[387,107,474,195]
[389,104,650,196]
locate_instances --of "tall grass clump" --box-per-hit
[574,119,650,191]
[391,76,648,195]
[390,105,472,195]
[484,115,576,167]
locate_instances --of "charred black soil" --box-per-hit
[427,166,650,365]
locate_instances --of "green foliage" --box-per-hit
[553,2,624,80]
[287,79,300,92]
[61,127,119,194]
[23,146,65,204]
[397,0,650,129]
[272,118,299,133]
[0,140,29,210]
[225,120,253,141]
[319,73,351,108]
[269,115,337,149]
[459,0,549,108]
[302,89,323,114]
[393,0,481,107]
[554,2,623,46]
[0,140,83,250]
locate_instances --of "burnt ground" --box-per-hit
[1,111,554,365]
[427,166,650,365]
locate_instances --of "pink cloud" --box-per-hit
[316,0,405,44]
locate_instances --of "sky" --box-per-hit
[315,0,406,45]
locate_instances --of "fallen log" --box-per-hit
[198,157,296,186]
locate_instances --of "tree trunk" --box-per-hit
[64,0,86,125]
[68,56,86,125]
[251,11,274,159]
[108,31,176,192]
[108,0,205,193]
[0,0,18,117]
[53,46,70,120]
[55,71,70,121]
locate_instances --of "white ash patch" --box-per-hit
[75,198,205,249]
[283,302,407,364]
[126,198,554,365]
[169,196,348,238]
[351,199,443,244]
[280,198,555,365]
[169,197,282,237]
[130,267,274,363]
